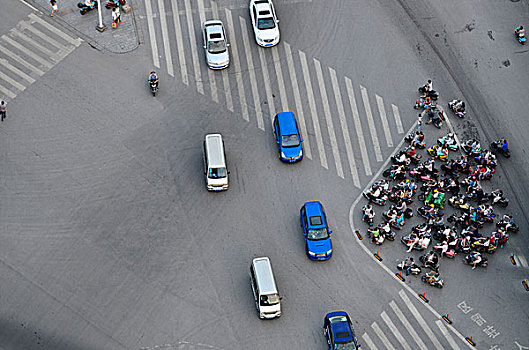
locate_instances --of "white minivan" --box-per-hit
[203,134,228,191]
[250,257,281,319]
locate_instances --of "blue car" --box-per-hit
[273,111,303,162]
[324,311,360,350]
[300,201,332,260]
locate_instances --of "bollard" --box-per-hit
[465,336,476,346]
[442,314,452,324]
[355,229,363,240]
[419,292,429,303]
[510,254,517,265]
[395,271,405,282]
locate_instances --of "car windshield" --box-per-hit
[208,40,226,54]
[208,167,227,179]
[334,342,356,350]
[281,134,300,148]
[260,293,280,306]
[307,227,329,240]
[257,18,276,30]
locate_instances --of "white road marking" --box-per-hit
[399,290,444,350]
[1,35,53,68]
[0,58,35,83]
[360,85,383,162]
[239,17,263,130]
[212,2,233,112]
[390,300,428,350]
[271,46,289,111]
[257,47,275,124]
[143,0,160,69]
[371,321,396,350]
[381,310,411,350]
[28,14,82,47]
[11,27,57,59]
[314,58,343,177]
[362,333,378,350]
[17,0,38,11]
[19,20,70,51]
[0,83,16,99]
[299,51,327,168]
[435,320,460,350]
[345,77,371,176]
[517,254,528,268]
[157,0,174,77]
[284,43,311,159]
[198,0,218,102]
[225,9,247,120]
[184,0,204,94]
[0,70,26,91]
[0,43,44,75]
[375,94,393,147]
[329,67,359,187]
[170,0,188,84]
[392,104,404,134]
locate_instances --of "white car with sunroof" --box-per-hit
[202,20,230,69]
[249,0,280,47]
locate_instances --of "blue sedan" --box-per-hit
[273,111,303,162]
[324,311,360,350]
[300,201,332,260]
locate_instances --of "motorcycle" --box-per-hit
[515,26,526,45]
[437,134,459,151]
[397,261,422,275]
[418,85,440,100]
[401,233,431,251]
[367,227,385,245]
[490,230,509,248]
[496,216,519,233]
[105,0,126,9]
[363,189,388,206]
[382,210,406,230]
[427,145,448,162]
[383,166,407,181]
[462,140,482,156]
[425,109,443,129]
[433,241,456,258]
[448,195,470,210]
[491,191,509,207]
[391,153,411,166]
[464,252,488,268]
[362,205,375,226]
[490,141,511,158]
[417,206,443,220]
[419,251,440,271]
[149,80,158,96]
[421,272,444,288]
[379,222,396,241]
[78,0,98,14]
[471,237,497,254]
[405,132,426,149]
[448,99,466,118]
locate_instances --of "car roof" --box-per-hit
[326,311,354,342]
[255,1,273,16]
[205,134,225,167]
[204,21,224,37]
[252,257,278,294]
[304,201,324,218]
[276,112,298,135]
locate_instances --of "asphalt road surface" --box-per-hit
[0,0,528,349]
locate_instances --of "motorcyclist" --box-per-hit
[425,109,441,125]
[362,204,375,223]
[407,233,421,252]
[499,139,509,152]
[369,226,382,245]
[425,79,433,91]
[436,145,448,158]
[516,26,525,38]
[425,250,439,268]
[501,214,515,231]
[148,71,159,87]
[403,257,415,275]
[470,251,482,269]
[84,0,95,7]
[427,271,440,284]
[411,132,424,148]
[367,186,382,201]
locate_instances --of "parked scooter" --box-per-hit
[397,259,422,275]
[78,0,98,15]
[515,26,526,45]
[464,252,488,268]
[421,272,444,288]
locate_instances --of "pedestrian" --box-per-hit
[112,8,119,28]
[417,113,422,132]
[0,101,6,121]
[50,0,58,17]
[115,5,121,23]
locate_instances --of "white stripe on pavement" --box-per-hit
[170,0,188,84]
[143,0,160,69]
[371,321,396,350]
[435,320,460,350]
[239,17,264,130]
[376,94,393,147]
[329,67,359,187]
[225,9,247,120]
[517,254,528,268]
[362,333,378,350]
[184,0,204,94]
[28,14,82,47]
[0,58,35,83]
[0,43,44,75]
[211,1,232,111]
[314,58,342,177]
[11,28,57,59]
[271,46,289,111]
[284,43,311,159]
[299,51,327,168]
[381,311,411,350]
[0,71,26,91]
[389,300,428,350]
[392,104,404,134]
[399,290,443,350]
[345,77,371,176]
[157,0,174,77]
[198,0,218,102]
[0,83,16,99]
[257,47,275,124]
[1,35,53,68]
[360,85,383,162]
[20,20,70,51]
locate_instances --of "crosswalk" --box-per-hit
[361,289,463,350]
[0,13,82,102]
[142,0,408,188]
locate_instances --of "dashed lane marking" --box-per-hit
[144,0,160,69]
[376,94,393,147]
[170,0,188,84]
[157,0,174,77]
[360,85,383,162]
[257,46,275,125]
[184,0,204,94]
[272,46,289,111]
[392,104,404,134]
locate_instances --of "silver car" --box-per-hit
[202,20,230,70]
[249,0,280,47]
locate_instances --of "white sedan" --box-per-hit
[249,0,280,47]
[202,20,230,69]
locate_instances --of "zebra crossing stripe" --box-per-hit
[284,42,311,159]
[143,0,160,69]
[1,35,53,68]
[375,94,393,147]
[157,0,174,77]
[381,310,412,350]
[517,254,529,268]
[389,300,429,350]
[257,47,275,124]
[362,333,377,350]
[170,0,188,84]
[11,27,57,59]
[184,0,204,94]
[345,77,372,176]
[224,9,248,120]
[435,320,460,350]
[392,104,404,134]
[0,58,35,83]
[0,82,16,99]
[271,46,289,111]
[239,17,264,130]
[0,70,26,92]
[399,290,444,350]
[329,67,359,187]
[28,14,82,47]
[314,58,343,178]
[299,51,327,168]
[0,43,44,75]
[19,20,71,52]
[198,0,218,102]
[371,321,396,350]
[211,1,233,111]
[360,85,383,162]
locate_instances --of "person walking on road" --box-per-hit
[115,5,121,23]
[50,0,58,17]
[0,101,7,121]
[112,8,119,28]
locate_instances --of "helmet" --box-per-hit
[430,204,435,208]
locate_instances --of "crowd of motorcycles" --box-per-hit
[361,83,516,289]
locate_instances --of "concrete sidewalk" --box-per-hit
[29,0,140,53]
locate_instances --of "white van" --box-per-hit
[203,134,228,191]
[250,257,281,319]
